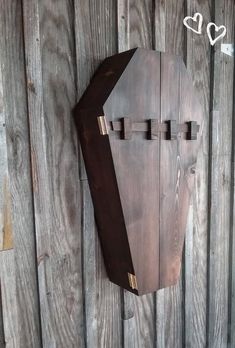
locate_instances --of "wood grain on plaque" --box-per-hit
[159,53,181,288]
[118,2,156,348]
[154,1,185,347]
[105,49,161,294]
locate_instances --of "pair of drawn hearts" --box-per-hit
[183,13,227,46]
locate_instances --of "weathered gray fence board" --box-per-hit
[0,47,16,348]
[74,1,123,347]
[22,0,84,346]
[0,1,41,347]
[0,251,19,348]
[0,284,4,348]
[80,181,97,347]
[154,0,166,52]
[128,0,153,50]
[0,61,13,252]
[208,1,235,347]
[184,1,212,347]
[118,0,130,52]
[122,292,155,348]
[230,74,235,348]
[154,8,166,347]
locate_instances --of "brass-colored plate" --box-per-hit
[128,273,138,290]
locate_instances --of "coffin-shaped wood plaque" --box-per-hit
[74,48,203,295]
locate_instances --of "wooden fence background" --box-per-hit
[0,0,234,347]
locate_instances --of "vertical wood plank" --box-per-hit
[80,181,97,347]
[157,53,183,348]
[154,1,184,347]
[154,0,165,52]
[184,1,211,347]
[118,1,156,347]
[0,41,15,347]
[155,0,184,55]
[0,283,4,347]
[208,1,234,347]
[74,1,122,347]
[0,67,13,252]
[158,54,181,289]
[122,290,155,348]
[230,66,235,347]
[22,0,84,346]
[184,202,193,347]
[0,1,41,347]
[0,251,19,348]
[128,0,153,50]
[118,0,130,52]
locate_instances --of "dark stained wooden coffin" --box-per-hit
[74,48,203,296]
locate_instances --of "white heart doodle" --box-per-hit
[183,13,203,34]
[207,23,227,46]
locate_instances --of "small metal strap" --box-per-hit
[97,116,109,135]
[128,273,138,290]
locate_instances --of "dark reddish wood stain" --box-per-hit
[74,48,203,295]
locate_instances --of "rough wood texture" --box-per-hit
[0,1,41,347]
[22,0,84,346]
[0,251,19,348]
[208,1,234,347]
[0,283,4,347]
[0,53,13,252]
[230,67,235,348]
[0,0,234,347]
[184,1,212,347]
